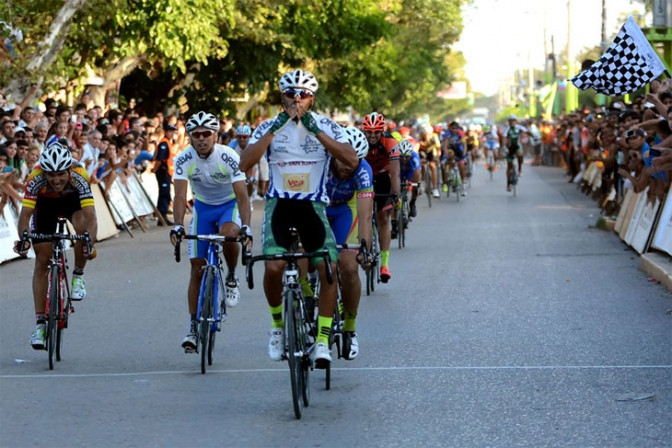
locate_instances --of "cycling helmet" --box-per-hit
[279,69,319,93]
[236,124,252,136]
[344,126,368,159]
[398,139,415,157]
[186,111,220,132]
[40,142,73,172]
[362,112,385,131]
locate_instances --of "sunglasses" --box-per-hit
[625,130,645,139]
[190,130,215,139]
[283,89,313,100]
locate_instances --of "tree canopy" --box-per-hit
[1,0,470,121]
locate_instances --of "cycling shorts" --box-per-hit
[327,197,359,249]
[485,141,499,150]
[189,199,241,259]
[31,195,82,245]
[373,173,393,212]
[505,146,524,161]
[262,198,338,264]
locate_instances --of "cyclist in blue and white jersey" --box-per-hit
[323,126,373,360]
[240,69,358,368]
[229,124,257,200]
[169,111,252,353]
[441,121,467,196]
[481,125,500,168]
[397,139,421,218]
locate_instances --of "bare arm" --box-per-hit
[389,158,400,199]
[173,179,188,227]
[233,180,250,228]
[356,195,373,249]
[81,205,98,244]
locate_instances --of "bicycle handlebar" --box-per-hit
[173,233,252,264]
[244,249,333,290]
[21,230,92,254]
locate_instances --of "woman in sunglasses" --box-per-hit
[240,69,358,368]
[169,111,252,353]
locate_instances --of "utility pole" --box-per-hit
[566,0,577,113]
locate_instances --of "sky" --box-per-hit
[453,0,644,96]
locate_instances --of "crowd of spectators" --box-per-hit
[0,86,257,225]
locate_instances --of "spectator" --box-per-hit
[34,122,48,152]
[1,119,15,144]
[151,122,176,225]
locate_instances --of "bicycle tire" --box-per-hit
[371,225,379,289]
[424,169,432,208]
[56,298,69,362]
[300,308,310,407]
[47,265,59,370]
[285,290,303,419]
[200,267,215,374]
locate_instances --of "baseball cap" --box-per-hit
[163,123,177,131]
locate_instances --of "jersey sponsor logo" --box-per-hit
[272,145,290,154]
[174,152,193,176]
[357,169,371,185]
[253,121,273,139]
[191,177,202,182]
[320,117,343,140]
[211,172,230,182]
[301,135,321,154]
[283,173,310,192]
[357,191,374,198]
[219,152,242,177]
[193,168,202,176]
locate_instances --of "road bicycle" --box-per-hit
[174,233,249,374]
[366,193,396,295]
[445,159,464,202]
[507,156,519,197]
[421,160,434,208]
[20,217,92,370]
[245,230,333,419]
[397,181,414,249]
[485,146,499,181]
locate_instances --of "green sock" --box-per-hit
[381,250,390,267]
[316,315,333,345]
[299,277,314,298]
[269,304,284,329]
[343,312,357,332]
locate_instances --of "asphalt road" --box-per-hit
[1,162,671,448]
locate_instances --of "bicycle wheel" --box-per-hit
[299,306,310,407]
[371,226,379,289]
[200,268,215,374]
[285,290,303,419]
[47,265,59,370]
[424,169,432,208]
[56,297,69,362]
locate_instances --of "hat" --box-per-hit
[14,126,25,135]
[643,102,656,109]
[163,123,177,131]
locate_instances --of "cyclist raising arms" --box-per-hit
[14,143,97,349]
[324,126,373,360]
[240,69,358,367]
[502,114,528,191]
[441,121,467,196]
[170,111,251,353]
[362,112,400,283]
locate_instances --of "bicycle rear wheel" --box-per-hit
[285,290,303,419]
[47,265,59,370]
[200,267,215,374]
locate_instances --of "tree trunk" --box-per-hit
[87,55,143,108]
[27,0,87,73]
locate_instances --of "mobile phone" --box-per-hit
[2,166,14,173]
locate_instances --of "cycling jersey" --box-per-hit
[365,134,400,176]
[442,129,466,159]
[250,112,347,203]
[400,151,421,181]
[173,144,245,205]
[503,124,528,151]
[325,159,374,206]
[228,140,243,156]
[417,134,441,158]
[22,162,94,210]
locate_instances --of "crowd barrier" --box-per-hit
[0,172,168,265]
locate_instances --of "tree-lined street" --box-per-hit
[1,164,670,447]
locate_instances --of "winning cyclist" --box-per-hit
[170,111,252,353]
[324,126,373,360]
[14,142,98,349]
[362,112,400,282]
[397,139,421,219]
[502,114,529,191]
[240,69,358,368]
[441,121,467,196]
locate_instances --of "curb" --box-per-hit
[641,252,672,291]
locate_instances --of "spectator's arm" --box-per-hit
[17,85,38,111]
[645,93,668,117]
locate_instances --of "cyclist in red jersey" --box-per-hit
[362,112,400,283]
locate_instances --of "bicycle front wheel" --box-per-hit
[285,290,303,419]
[200,267,215,374]
[47,265,60,370]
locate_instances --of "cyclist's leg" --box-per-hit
[517,149,524,175]
[216,200,242,274]
[410,169,421,216]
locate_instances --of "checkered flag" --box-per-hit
[571,16,669,96]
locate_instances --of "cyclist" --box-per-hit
[441,121,467,196]
[229,124,256,199]
[362,112,400,283]
[14,142,97,349]
[502,114,529,191]
[397,139,421,219]
[170,111,252,353]
[324,125,373,360]
[416,124,441,198]
[240,69,358,368]
[481,125,500,171]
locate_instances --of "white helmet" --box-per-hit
[398,139,415,157]
[279,69,319,93]
[236,124,251,136]
[40,142,73,172]
[186,111,220,132]
[344,126,368,159]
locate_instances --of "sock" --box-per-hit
[343,312,357,332]
[299,277,314,298]
[35,314,46,325]
[73,267,84,277]
[317,315,333,345]
[381,250,390,268]
[190,314,197,332]
[269,304,284,329]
